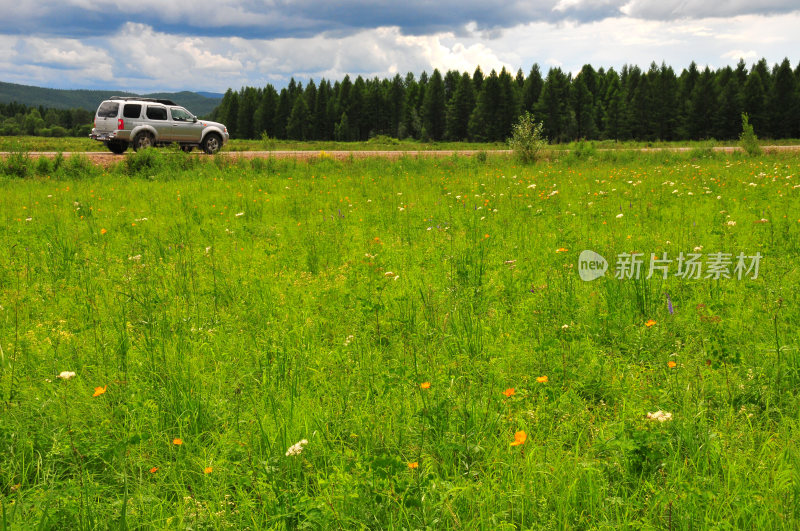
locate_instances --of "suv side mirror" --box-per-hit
[192,117,197,123]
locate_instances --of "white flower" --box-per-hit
[726,220,736,227]
[527,184,536,189]
[344,335,354,346]
[646,411,673,422]
[285,439,308,457]
[57,371,76,380]
[616,213,624,219]
[128,255,142,261]
[235,212,244,217]
[561,324,569,330]
[693,246,703,252]
[384,271,395,277]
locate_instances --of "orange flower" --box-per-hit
[556,247,568,253]
[100,228,107,235]
[149,467,159,474]
[407,462,419,469]
[510,431,527,446]
[419,382,431,389]
[204,467,213,474]
[645,320,657,327]
[503,387,515,397]
[667,361,677,368]
[536,376,548,383]
[172,438,183,446]
[92,385,107,397]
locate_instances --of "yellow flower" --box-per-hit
[92,385,107,397]
[645,320,657,327]
[204,467,213,474]
[556,247,568,253]
[536,375,548,383]
[420,381,431,389]
[510,431,527,446]
[503,387,515,397]
[100,228,107,235]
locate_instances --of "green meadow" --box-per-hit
[1,149,799,529]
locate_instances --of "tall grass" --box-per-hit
[1,151,799,528]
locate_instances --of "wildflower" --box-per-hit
[128,255,142,261]
[204,467,213,474]
[616,213,623,218]
[92,385,107,397]
[666,292,674,315]
[149,467,159,474]
[503,387,515,397]
[57,371,76,380]
[726,220,736,227]
[667,361,677,368]
[420,381,431,389]
[173,438,183,446]
[556,247,568,253]
[100,228,107,235]
[645,320,657,327]
[561,324,569,330]
[510,431,527,446]
[407,462,419,469]
[285,439,308,457]
[646,411,673,422]
[235,212,244,217]
[536,376,548,383]
[384,271,395,277]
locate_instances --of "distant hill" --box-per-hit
[0,81,223,117]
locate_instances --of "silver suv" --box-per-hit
[90,97,229,154]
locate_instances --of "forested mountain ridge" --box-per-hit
[0,81,222,116]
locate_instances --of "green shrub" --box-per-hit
[507,112,546,164]
[739,113,762,156]
[2,150,30,178]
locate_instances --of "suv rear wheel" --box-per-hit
[202,133,222,154]
[106,140,128,154]
[133,132,154,151]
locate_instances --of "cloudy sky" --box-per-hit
[1,0,799,93]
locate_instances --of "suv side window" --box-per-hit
[97,101,119,118]
[170,107,193,122]
[146,106,167,120]
[123,104,142,119]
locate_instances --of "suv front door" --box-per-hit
[169,107,202,142]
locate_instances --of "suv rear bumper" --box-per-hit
[90,129,131,142]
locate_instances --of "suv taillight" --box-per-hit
[117,119,124,130]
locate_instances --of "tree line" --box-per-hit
[212,58,800,143]
[0,102,93,137]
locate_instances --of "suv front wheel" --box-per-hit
[202,133,222,155]
[133,132,154,151]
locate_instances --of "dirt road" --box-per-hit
[2,146,799,167]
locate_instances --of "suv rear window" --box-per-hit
[146,106,167,120]
[123,104,142,119]
[97,101,119,118]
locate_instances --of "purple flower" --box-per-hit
[666,292,674,315]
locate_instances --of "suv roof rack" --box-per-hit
[109,96,177,106]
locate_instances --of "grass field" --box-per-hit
[1,148,799,528]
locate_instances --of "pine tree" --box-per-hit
[535,67,572,143]
[571,74,595,139]
[287,95,310,140]
[522,64,543,114]
[445,72,476,141]
[422,69,446,141]
[469,70,501,141]
[768,58,799,139]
